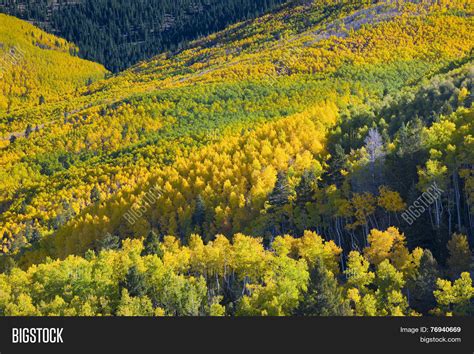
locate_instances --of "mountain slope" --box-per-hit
[0,0,471,260]
[0,0,473,317]
[0,13,107,115]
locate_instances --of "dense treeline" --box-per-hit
[0,0,473,316]
[0,231,472,316]
[0,0,289,72]
[318,63,474,258]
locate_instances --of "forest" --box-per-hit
[0,0,289,72]
[0,0,472,316]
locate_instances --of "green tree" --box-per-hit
[295,170,316,205]
[345,251,375,293]
[30,228,42,245]
[447,234,472,279]
[141,231,163,258]
[117,289,154,316]
[268,171,291,208]
[90,185,102,203]
[433,272,474,316]
[191,195,206,232]
[407,249,439,313]
[374,260,409,316]
[25,124,33,138]
[0,255,16,274]
[267,171,292,236]
[294,258,350,316]
[99,233,121,251]
[121,266,147,298]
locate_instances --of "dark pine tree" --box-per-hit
[25,124,33,138]
[90,185,102,203]
[294,258,351,316]
[0,255,16,274]
[121,265,147,297]
[295,170,316,206]
[141,230,163,258]
[407,249,439,314]
[99,232,121,251]
[268,171,291,208]
[191,195,206,233]
[266,171,292,238]
[30,228,42,245]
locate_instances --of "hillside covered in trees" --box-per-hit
[0,0,473,316]
[0,13,107,114]
[0,0,289,72]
